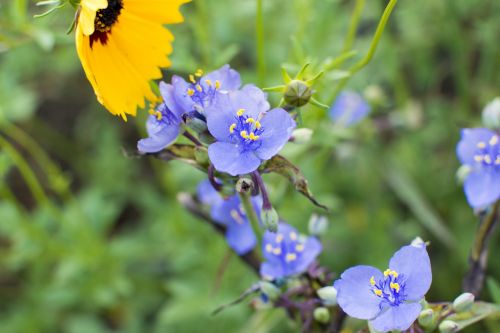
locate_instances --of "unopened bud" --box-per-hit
[259,281,281,301]
[482,97,500,130]
[317,286,337,306]
[194,146,209,166]
[452,292,475,312]
[184,112,208,133]
[284,80,312,107]
[411,237,426,248]
[313,307,330,324]
[261,207,279,233]
[363,85,386,106]
[418,309,436,328]
[291,128,313,144]
[308,214,329,236]
[456,165,472,184]
[236,178,254,194]
[438,320,459,333]
[198,132,215,145]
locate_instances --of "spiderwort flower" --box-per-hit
[172,65,242,114]
[456,128,500,208]
[334,243,432,332]
[137,83,183,153]
[329,91,371,127]
[197,181,259,255]
[206,89,296,176]
[260,223,322,280]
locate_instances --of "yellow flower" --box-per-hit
[75,0,190,120]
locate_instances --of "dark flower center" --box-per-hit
[89,0,123,47]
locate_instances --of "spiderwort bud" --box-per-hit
[482,97,500,130]
[438,320,459,333]
[284,80,313,108]
[291,128,313,144]
[452,293,475,312]
[308,214,329,236]
[456,164,472,185]
[418,309,436,328]
[317,286,337,306]
[261,207,279,233]
[183,111,208,133]
[236,178,255,194]
[259,281,281,301]
[313,307,330,324]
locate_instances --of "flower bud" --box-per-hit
[261,207,279,233]
[452,292,475,312]
[313,307,330,324]
[259,281,281,301]
[184,111,208,133]
[236,178,255,194]
[411,236,426,248]
[418,309,436,328]
[482,97,500,130]
[438,320,459,333]
[317,286,337,306]
[456,164,472,184]
[194,147,209,166]
[308,214,329,236]
[198,132,215,145]
[363,85,386,106]
[284,80,313,107]
[291,128,313,144]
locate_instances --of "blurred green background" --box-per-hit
[0,0,499,332]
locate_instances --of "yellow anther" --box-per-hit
[289,232,297,241]
[249,132,260,141]
[265,244,273,253]
[237,108,245,116]
[205,79,213,86]
[187,89,195,96]
[246,118,256,124]
[189,74,196,84]
[490,135,498,146]
[196,84,203,92]
[477,142,487,149]
[148,109,156,115]
[383,269,398,278]
[215,80,221,89]
[370,276,376,286]
[484,155,492,164]
[474,155,484,162]
[390,282,401,293]
[374,289,383,297]
[496,157,500,165]
[275,234,284,243]
[195,69,204,77]
[285,253,297,262]
[240,131,249,139]
[229,123,237,133]
[272,247,282,255]
[155,111,163,121]
[255,121,262,129]
[295,244,305,252]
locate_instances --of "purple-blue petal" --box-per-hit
[241,84,270,114]
[260,262,285,280]
[197,180,222,206]
[208,142,261,176]
[389,245,432,301]
[138,116,180,153]
[290,236,322,275]
[456,128,496,165]
[334,265,383,320]
[159,81,184,118]
[203,65,241,92]
[205,93,236,142]
[464,169,500,208]
[255,108,296,160]
[225,222,257,255]
[370,302,422,332]
[329,91,371,127]
[171,75,196,113]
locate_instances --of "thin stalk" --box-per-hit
[256,0,266,85]
[252,171,272,210]
[341,0,365,54]
[239,191,262,243]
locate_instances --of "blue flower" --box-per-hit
[206,88,296,176]
[260,223,322,280]
[329,91,371,127]
[197,181,259,255]
[456,128,500,208]
[172,65,242,114]
[137,82,184,153]
[334,243,432,332]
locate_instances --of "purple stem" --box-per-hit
[252,171,272,210]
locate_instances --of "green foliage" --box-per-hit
[0,0,499,332]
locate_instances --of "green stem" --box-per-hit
[329,0,399,102]
[239,192,262,243]
[341,0,365,54]
[256,0,266,85]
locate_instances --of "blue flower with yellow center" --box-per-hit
[206,88,296,176]
[260,223,322,280]
[457,128,500,208]
[334,243,432,332]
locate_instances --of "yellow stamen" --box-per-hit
[189,74,196,84]
[285,253,297,262]
[155,111,162,121]
[272,247,282,255]
[195,69,204,77]
[265,244,273,253]
[215,80,221,89]
[370,276,376,286]
[374,289,382,297]
[148,109,156,115]
[196,84,203,92]
[249,132,260,141]
[490,135,498,146]
[229,123,237,133]
[383,269,398,278]
[496,157,500,165]
[246,118,256,124]
[255,121,262,129]
[474,155,484,162]
[237,108,245,116]
[275,234,284,243]
[205,79,213,86]
[295,244,304,252]
[390,282,401,293]
[240,131,249,139]
[477,142,486,149]
[484,155,492,164]
[289,232,297,241]
[187,89,195,96]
